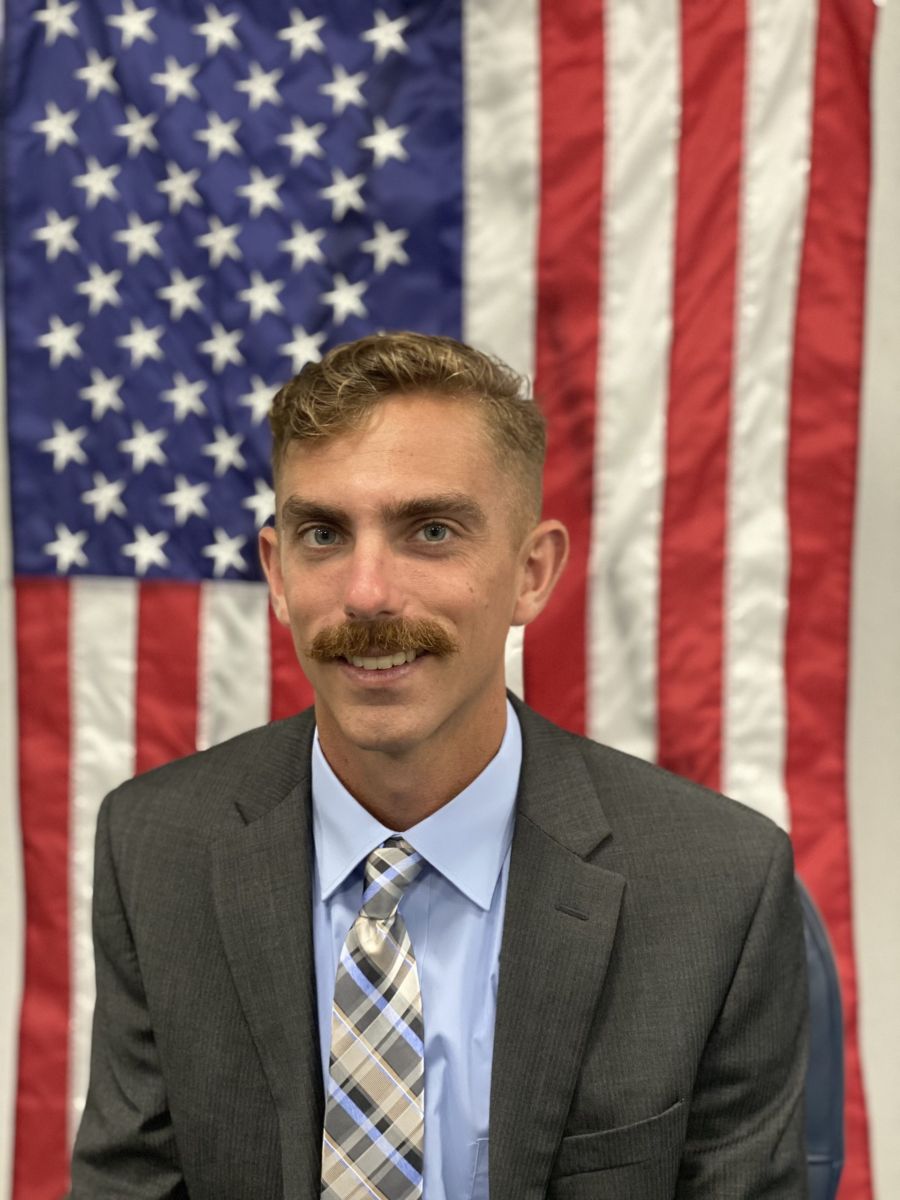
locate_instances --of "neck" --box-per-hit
[315,692,509,830]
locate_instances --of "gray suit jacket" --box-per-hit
[70,696,809,1199]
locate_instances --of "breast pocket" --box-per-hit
[551,1098,687,1179]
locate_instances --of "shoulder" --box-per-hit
[101,708,315,847]
[513,696,791,882]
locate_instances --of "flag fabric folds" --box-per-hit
[2,0,882,1197]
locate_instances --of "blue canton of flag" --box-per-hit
[6,0,463,580]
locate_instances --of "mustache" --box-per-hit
[308,618,459,661]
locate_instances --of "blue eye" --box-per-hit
[420,523,449,542]
[301,526,340,546]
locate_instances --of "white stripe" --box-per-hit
[462,0,539,379]
[851,3,900,1195]
[197,582,270,750]
[721,0,818,827]
[587,0,680,758]
[69,578,138,1143]
[504,627,524,701]
[461,0,538,699]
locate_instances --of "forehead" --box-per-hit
[276,393,501,504]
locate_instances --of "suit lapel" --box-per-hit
[210,711,324,1200]
[489,700,626,1200]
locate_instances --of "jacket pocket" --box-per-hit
[551,1099,687,1178]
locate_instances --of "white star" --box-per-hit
[44,524,89,572]
[202,425,245,475]
[157,268,204,319]
[243,478,275,528]
[118,420,166,472]
[161,474,209,524]
[79,367,124,418]
[114,105,158,156]
[361,9,410,62]
[32,209,79,261]
[279,325,325,375]
[116,317,164,367]
[276,116,324,166]
[321,273,367,326]
[39,419,88,470]
[73,156,120,207]
[319,167,365,222]
[34,0,79,45]
[319,64,366,116]
[202,528,247,577]
[237,271,284,321]
[193,3,240,54]
[161,372,207,421]
[361,220,409,273]
[277,8,325,60]
[81,472,126,522]
[157,161,202,214]
[359,116,408,168]
[32,102,78,153]
[235,62,283,110]
[279,221,325,270]
[76,264,123,315]
[194,111,241,161]
[75,50,118,99]
[150,56,199,104]
[106,0,156,48]
[195,214,241,266]
[122,526,169,575]
[38,315,83,366]
[198,323,243,373]
[239,375,275,424]
[236,166,282,217]
[113,212,163,264]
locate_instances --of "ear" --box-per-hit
[259,525,289,626]
[511,519,569,627]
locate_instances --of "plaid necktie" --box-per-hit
[321,837,425,1199]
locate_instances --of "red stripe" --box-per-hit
[526,0,605,735]
[13,579,72,1199]
[269,606,315,721]
[786,2,877,1197]
[656,0,746,791]
[134,582,201,775]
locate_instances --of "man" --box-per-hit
[70,332,809,1199]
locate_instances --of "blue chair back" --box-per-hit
[798,877,844,1200]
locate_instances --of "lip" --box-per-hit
[336,653,430,685]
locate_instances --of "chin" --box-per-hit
[335,707,437,756]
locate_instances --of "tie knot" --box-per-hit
[361,837,423,921]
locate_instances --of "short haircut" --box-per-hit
[268,331,546,527]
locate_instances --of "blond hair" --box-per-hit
[269,331,546,522]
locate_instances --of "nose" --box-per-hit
[342,537,403,622]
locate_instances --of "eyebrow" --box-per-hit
[280,492,488,530]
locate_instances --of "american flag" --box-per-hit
[1,0,889,1196]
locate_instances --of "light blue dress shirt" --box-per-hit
[311,701,522,1200]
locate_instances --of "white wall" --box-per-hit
[850,1,900,1195]
[1,291,23,1196]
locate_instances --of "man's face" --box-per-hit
[260,394,535,758]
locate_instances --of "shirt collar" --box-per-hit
[312,700,522,912]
